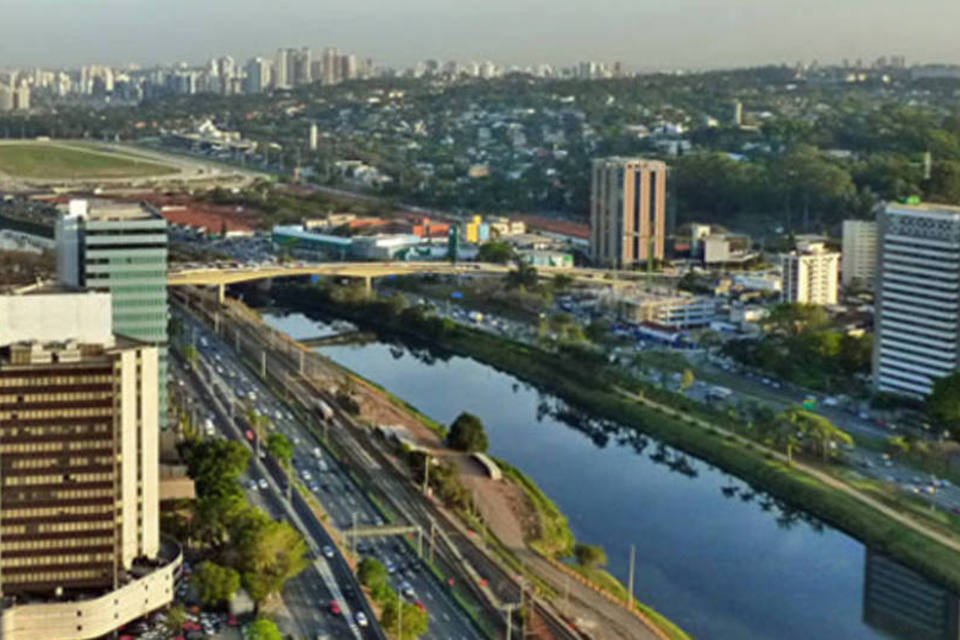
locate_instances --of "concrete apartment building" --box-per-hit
[873,202,960,397]
[780,241,840,305]
[589,157,667,269]
[55,199,169,427]
[0,289,179,640]
[842,219,878,290]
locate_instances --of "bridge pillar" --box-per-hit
[217,283,226,305]
[364,276,372,293]
[260,350,267,379]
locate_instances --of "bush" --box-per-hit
[574,543,608,569]
[447,412,489,453]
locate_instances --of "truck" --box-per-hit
[314,399,334,422]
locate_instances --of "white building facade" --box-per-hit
[781,242,840,305]
[841,219,878,290]
[873,203,960,397]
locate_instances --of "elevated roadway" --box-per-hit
[167,260,673,301]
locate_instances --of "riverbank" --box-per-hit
[271,282,960,596]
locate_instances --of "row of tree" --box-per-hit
[176,438,309,610]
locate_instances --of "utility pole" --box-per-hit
[422,454,432,495]
[628,544,636,610]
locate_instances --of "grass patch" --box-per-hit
[494,458,574,557]
[0,142,177,179]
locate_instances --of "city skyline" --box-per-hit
[1,0,959,70]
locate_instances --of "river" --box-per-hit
[265,310,957,640]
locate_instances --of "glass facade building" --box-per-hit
[56,200,169,427]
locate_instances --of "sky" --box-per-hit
[2,0,959,70]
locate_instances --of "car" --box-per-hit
[322,545,335,559]
[247,479,258,491]
[400,581,415,599]
[258,478,269,490]
[354,612,368,627]
[385,561,397,574]
[328,600,341,616]
[414,600,426,613]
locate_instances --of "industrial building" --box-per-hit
[55,199,169,428]
[0,288,179,640]
[873,202,960,397]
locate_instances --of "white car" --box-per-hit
[258,478,269,490]
[354,612,368,628]
[322,545,335,559]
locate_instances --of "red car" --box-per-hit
[328,600,342,616]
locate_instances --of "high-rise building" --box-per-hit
[873,202,960,397]
[273,48,289,89]
[589,157,667,269]
[841,219,878,290]
[244,57,271,94]
[322,47,340,85]
[780,240,840,305]
[0,288,178,640]
[55,200,169,427]
[291,47,311,85]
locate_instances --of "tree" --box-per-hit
[194,561,241,608]
[573,543,607,569]
[774,407,853,462]
[162,604,187,637]
[266,433,294,466]
[447,412,489,453]
[246,617,283,640]
[505,260,539,290]
[381,598,430,640]
[928,371,960,433]
[231,509,309,608]
[680,369,695,391]
[477,240,515,264]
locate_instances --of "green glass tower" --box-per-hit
[56,199,169,427]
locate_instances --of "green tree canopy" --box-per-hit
[247,617,283,640]
[573,543,608,569]
[266,433,294,466]
[230,509,309,607]
[194,561,241,608]
[928,371,960,434]
[447,412,489,453]
[381,598,430,640]
[477,240,515,264]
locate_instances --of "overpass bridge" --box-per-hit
[166,260,669,301]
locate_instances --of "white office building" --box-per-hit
[841,219,878,290]
[781,241,840,305]
[873,203,960,397]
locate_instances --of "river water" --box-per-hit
[265,310,957,640]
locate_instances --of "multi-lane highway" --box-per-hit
[174,305,486,640]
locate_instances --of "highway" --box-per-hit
[174,349,371,640]
[174,305,486,640]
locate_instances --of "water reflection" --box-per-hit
[864,550,960,640]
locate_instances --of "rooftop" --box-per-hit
[886,201,960,215]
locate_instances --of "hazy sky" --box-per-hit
[2,0,959,70]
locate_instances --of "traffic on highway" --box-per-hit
[173,305,485,640]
